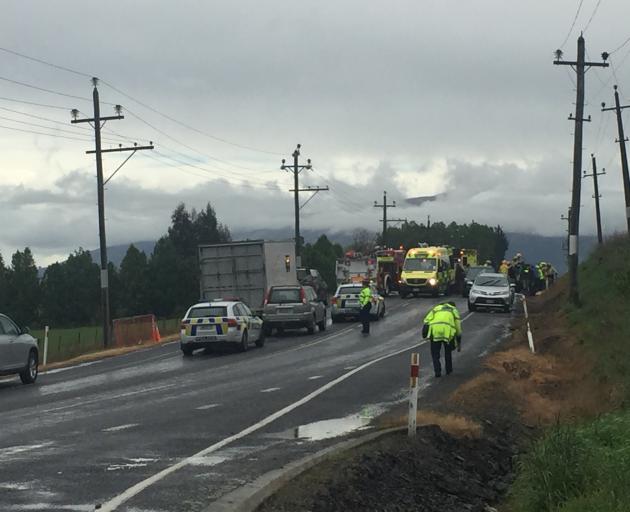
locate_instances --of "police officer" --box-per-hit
[423,302,462,377]
[359,279,372,335]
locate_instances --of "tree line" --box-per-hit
[0,203,230,328]
[0,206,508,329]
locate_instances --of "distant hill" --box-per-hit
[82,230,596,274]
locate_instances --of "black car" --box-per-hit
[462,266,493,297]
[297,268,329,304]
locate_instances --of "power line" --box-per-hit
[100,79,284,156]
[0,95,73,110]
[0,105,91,130]
[610,34,630,55]
[583,0,604,33]
[0,123,93,142]
[0,45,283,163]
[0,46,93,78]
[559,0,585,50]
[0,75,102,103]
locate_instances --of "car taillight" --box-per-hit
[331,296,338,305]
[300,288,307,304]
[180,323,187,330]
[263,288,269,306]
[227,318,238,327]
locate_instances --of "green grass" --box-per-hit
[510,235,630,512]
[31,317,182,364]
[566,235,630,398]
[510,411,630,512]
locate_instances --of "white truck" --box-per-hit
[198,240,298,313]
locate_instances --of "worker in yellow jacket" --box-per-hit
[423,302,462,377]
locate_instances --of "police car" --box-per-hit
[330,283,385,322]
[180,300,264,356]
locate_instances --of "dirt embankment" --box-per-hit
[259,280,620,512]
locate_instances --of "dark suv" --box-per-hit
[262,285,327,335]
[297,268,329,304]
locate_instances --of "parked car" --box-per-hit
[262,285,326,335]
[180,300,265,356]
[467,273,514,312]
[297,268,329,304]
[331,283,385,322]
[462,265,494,297]
[0,313,39,384]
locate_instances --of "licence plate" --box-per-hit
[346,300,358,306]
[197,335,218,342]
[412,288,420,291]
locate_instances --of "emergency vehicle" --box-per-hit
[399,246,454,297]
[375,248,406,296]
[459,248,478,267]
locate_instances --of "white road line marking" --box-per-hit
[102,423,139,433]
[307,375,323,380]
[196,403,221,410]
[101,324,480,511]
[42,383,177,414]
[260,387,281,393]
[41,360,104,375]
[343,366,356,370]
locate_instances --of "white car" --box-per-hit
[331,283,385,322]
[0,313,39,384]
[180,300,264,356]
[468,273,514,313]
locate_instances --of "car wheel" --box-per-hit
[384,280,391,297]
[255,328,265,348]
[240,330,249,352]
[181,345,194,357]
[467,302,476,312]
[20,349,38,384]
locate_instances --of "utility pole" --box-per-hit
[374,191,396,248]
[71,77,154,348]
[583,154,606,244]
[561,207,572,266]
[602,85,630,234]
[281,144,328,265]
[554,36,609,305]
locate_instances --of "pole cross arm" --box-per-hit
[569,114,592,122]
[602,105,630,112]
[72,115,124,124]
[87,144,154,155]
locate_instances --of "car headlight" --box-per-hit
[428,278,437,286]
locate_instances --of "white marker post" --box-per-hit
[521,297,536,354]
[43,325,49,366]
[408,352,420,437]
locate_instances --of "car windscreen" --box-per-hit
[466,267,489,280]
[268,288,301,303]
[188,306,228,318]
[337,286,363,295]
[403,257,436,271]
[475,276,508,287]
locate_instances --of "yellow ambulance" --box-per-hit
[399,246,453,298]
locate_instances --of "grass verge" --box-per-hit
[509,235,630,512]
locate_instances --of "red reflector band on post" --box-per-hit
[410,365,419,378]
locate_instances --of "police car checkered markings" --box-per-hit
[97,313,475,511]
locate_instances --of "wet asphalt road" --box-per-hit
[0,295,512,511]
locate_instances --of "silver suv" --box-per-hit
[0,313,39,384]
[263,285,327,335]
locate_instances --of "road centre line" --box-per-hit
[98,313,474,511]
[196,404,221,410]
[102,423,139,433]
[260,387,281,393]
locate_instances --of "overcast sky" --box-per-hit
[2,1,630,265]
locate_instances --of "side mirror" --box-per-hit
[22,326,31,335]
[510,284,516,290]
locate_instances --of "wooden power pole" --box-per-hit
[583,154,605,244]
[554,36,608,305]
[374,191,396,248]
[71,77,154,347]
[602,85,630,234]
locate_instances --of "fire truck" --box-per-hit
[375,248,406,296]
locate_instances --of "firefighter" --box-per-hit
[423,302,462,377]
[359,279,373,335]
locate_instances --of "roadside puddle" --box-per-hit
[274,405,386,442]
